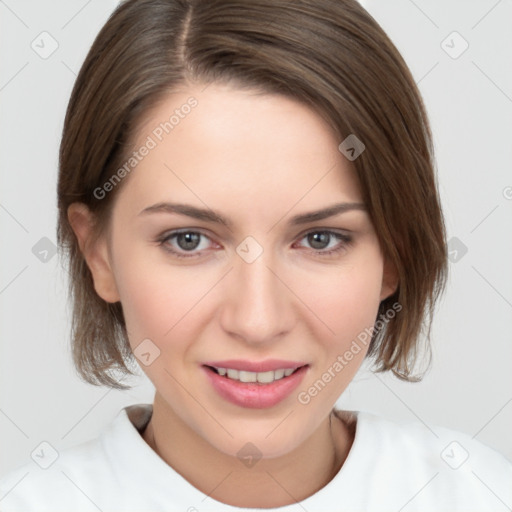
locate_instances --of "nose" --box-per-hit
[219,247,295,345]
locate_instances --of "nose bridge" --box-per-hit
[220,238,292,343]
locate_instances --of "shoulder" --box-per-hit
[0,437,103,511]
[356,409,511,467]
[0,432,115,512]
[0,405,153,512]
[344,410,512,511]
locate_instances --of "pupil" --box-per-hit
[309,232,329,249]
[177,232,200,250]
[175,232,330,251]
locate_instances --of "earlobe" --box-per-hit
[67,203,120,303]
[380,257,399,302]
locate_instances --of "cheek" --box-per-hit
[112,245,205,347]
[293,263,384,410]
[113,229,384,355]
[297,250,384,343]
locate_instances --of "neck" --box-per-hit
[142,396,355,508]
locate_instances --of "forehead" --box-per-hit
[116,83,364,223]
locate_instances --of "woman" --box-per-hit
[1,0,510,510]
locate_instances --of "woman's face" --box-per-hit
[82,82,397,458]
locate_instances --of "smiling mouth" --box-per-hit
[204,365,307,384]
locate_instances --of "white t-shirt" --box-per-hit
[0,403,511,511]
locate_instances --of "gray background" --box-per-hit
[1,0,511,478]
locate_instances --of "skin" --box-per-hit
[68,82,398,508]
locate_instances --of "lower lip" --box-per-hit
[202,365,309,409]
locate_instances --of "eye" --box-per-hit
[156,228,352,260]
[157,230,215,258]
[295,230,352,257]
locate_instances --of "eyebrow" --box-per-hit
[138,201,367,227]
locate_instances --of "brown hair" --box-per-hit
[57,0,448,390]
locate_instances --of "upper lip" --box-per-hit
[203,359,308,372]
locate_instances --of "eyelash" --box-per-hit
[156,229,352,259]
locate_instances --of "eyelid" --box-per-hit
[157,228,216,248]
[156,227,353,259]
[295,225,352,237]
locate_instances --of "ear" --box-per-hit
[67,203,120,303]
[380,256,399,302]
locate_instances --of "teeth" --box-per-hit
[239,370,257,383]
[274,369,285,380]
[213,367,300,383]
[255,371,273,383]
[227,368,238,379]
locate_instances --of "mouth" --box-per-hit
[204,365,306,384]
[201,360,309,409]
